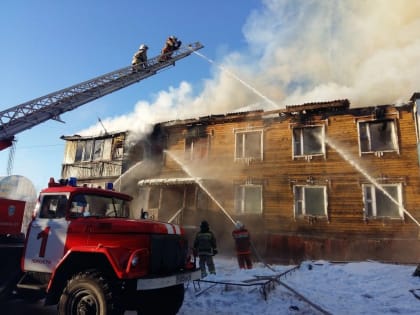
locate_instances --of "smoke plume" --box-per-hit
[80,0,420,141]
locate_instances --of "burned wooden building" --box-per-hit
[60,129,164,218]
[59,93,420,263]
[61,131,129,187]
[134,93,420,263]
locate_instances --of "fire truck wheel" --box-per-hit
[58,270,123,315]
[136,284,184,315]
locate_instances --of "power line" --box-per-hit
[15,143,63,149]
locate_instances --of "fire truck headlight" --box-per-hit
[131,255,139,267]
[126,249,148,276]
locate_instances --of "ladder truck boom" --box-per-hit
[0,42,203,150]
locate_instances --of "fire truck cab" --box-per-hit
[16,177,200,314]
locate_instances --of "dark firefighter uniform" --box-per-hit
[194,220,217,277]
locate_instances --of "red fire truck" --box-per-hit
[0,177,200,314]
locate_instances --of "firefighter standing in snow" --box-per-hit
[194,220,217,277]
[232,221,253,269]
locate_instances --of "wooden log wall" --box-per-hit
[157,104,420,262]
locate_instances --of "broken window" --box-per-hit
[74,140,94,162]
[362,184,403,219]
[93,139,104,160]
[83,140,93,161]
[293,185,327,217]
[292,126,324,158]
[185,136,209,160]
[102,138,112,160]
[75,141,84,162]
[112,135,125,159]
[358,119,398,154]
[74,139,109,162]
[234,184,262,214]
[235,130,263,160]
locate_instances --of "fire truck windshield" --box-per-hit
[70,193,130,218]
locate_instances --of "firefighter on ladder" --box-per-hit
[132,44,148,71]
[159,35,182,62]
[232,221,253,269]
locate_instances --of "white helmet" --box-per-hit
[235,221,244,229]
[139,44,148,50]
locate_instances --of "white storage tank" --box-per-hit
[0,175,37,236]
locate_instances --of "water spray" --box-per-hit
[164,149,236,225]
[193,51,279,109]
[194,50,420,227]
[113,160,144,192]
[164,149,277,271]
[325,136,420,227]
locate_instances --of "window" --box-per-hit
[293,185,327,217]
[69,193,130,218]
[235,130,263,160]
[185,136,209,160]
[358,120,398,154]
[93,139,104,160]
[112,136,125,159]
[75,140,94,162]
[82,140,93,161]
[292,126,324,158]
[74,139,107,162]
[234,184,262,214]
[75,141,84,162]
[362,184,403,219]
[40,195,68,219]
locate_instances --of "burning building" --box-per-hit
[61,93,420,263]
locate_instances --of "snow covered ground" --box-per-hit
[179,256,420,315]
[2,256,419,314]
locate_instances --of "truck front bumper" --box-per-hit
[136,269,201,290]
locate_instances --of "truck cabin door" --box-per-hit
[23,194,70,273]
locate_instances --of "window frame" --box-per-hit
[293,185,328,219]
[39,194,68,219]
[69,193,130,218]
[362,183,403,219]
[185,135,210,161]
[234,129,263,161]
[234,184,263,215]
[92,139,105,161]
[74,139,108,162]
[357,119,399,155]
[292,125,325,159]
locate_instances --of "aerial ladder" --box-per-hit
[0,42,204,151]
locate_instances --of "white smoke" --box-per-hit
[80,0,420,140]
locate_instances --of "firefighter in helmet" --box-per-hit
[232,221,253,269]
[159,35,182,61]
[194,220,217,277]
[132,44,148,71]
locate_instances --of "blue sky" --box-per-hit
[0,1,260,191]
[1,0,419,192]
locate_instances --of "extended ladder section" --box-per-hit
[0,42,204,150]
